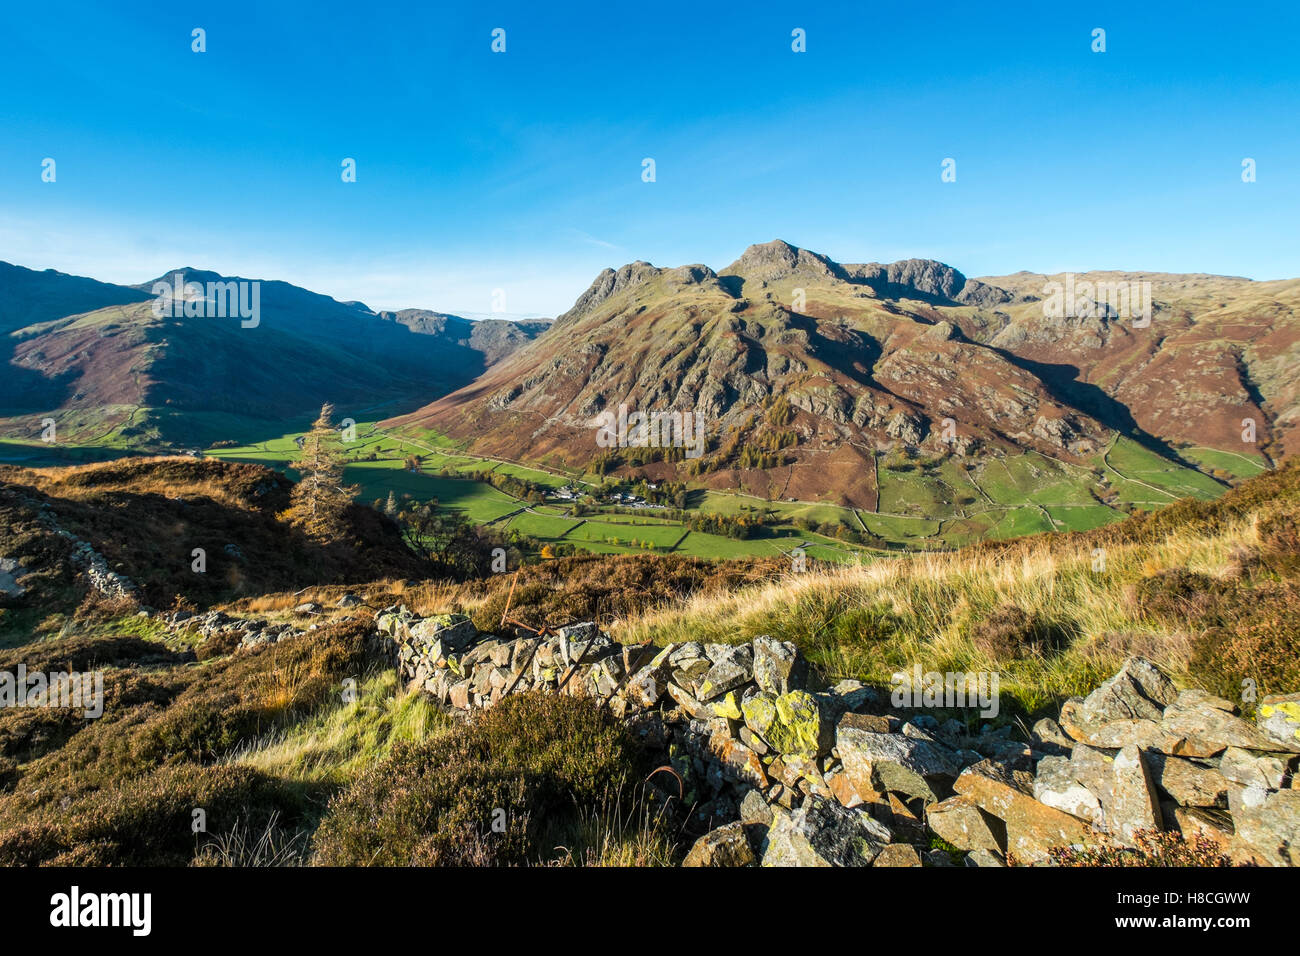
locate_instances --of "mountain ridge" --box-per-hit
[0,261,551,449]
[386,240,1296,505]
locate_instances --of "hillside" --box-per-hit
[388,241,1294,507]
[967,270,1300,459]
[0,263,549,450]
[0,456,430,646]
[0,448,1295,867]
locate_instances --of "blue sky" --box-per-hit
[2,0,1298,316]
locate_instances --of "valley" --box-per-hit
[192,419,1255,560]
[2,244,1286,565]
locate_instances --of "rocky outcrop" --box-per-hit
[0,557,32,601]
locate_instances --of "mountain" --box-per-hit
[0,261,150,334]
[0,263,549,448]
[387,240,1298,504]
[956,270,1300,459]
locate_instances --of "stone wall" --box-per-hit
[368,605,1300,867]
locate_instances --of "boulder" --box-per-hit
[761,797,891,867]
[839,711,901,735]
[666,682,713,721]
[739,788,774,826]
[624,644,675,709]
[1147,752,1229,808]
[695,643,753,701]
[410,613,477,651]
[557,622,609,665]
[1030,717,1074,753]
[825,769,866,808]
[867,792,927,844]
[1059,657,1177,744]
[1257,693,1300,753]
[752,635,808,695]
[763,691,833,759]
[1219,746,1293,791]
[1032,755,1103,827]
[711,690,744,721]
[926,794,1003,851]
[1107,746,1165,844]
[954,760,1100,862]
[705,729,768,789]
[873,843,922,867]
[837,725,965,803]
[1065,744,1162,844]
[1158,691,1282,757]
[0,558,30,600]
[1229,786,1300,867]
[682,822,756,867]
[827,679,881,713]
[448,681,472,710]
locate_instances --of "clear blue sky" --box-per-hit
[2,0,1298,316]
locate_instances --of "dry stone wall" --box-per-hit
[368,606,1300,867]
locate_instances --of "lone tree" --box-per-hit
[289,403,358,541]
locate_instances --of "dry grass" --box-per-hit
[231,669,454,784]
[193,811,309,867]
[611,516,1265,715]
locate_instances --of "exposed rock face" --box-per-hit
[843,257,989,304]
[369,619,1300,868]
[555,260,667,326]
[722,240,846,285]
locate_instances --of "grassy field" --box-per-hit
[62,416,1253,561]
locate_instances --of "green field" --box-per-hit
[13,414,1252,563]
[1179,445,1270,480]
[1102,436,1227,502]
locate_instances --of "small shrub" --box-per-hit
[0,764,311,866]
[312,693,651,866]
[972,604,1068,659]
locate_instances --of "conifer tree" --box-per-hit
[289,403,358,541]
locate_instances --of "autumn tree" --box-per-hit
[288,403,358,541]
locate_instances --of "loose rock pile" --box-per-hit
[153,608,311,649]
[372,607,1300,867]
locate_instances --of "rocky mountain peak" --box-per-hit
[843,258,1012,307]
[721,239,846,283]
[555,260,662,325]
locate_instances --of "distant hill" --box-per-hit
[0,263,550,448]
